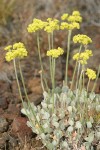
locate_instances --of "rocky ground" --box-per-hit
[0,0,100,149]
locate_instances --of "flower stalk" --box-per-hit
[37,32,49,92]
[65,30,72,84]
[18,59,44,133]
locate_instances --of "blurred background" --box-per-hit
[0,0,100,149]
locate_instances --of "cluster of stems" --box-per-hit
[48,32,56,112]
[13,59,44,133]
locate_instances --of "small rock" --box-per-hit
[11,117,33,140]
[0,134,5,149]
[97,143,100,150]
[0,96,8,109]
[27,78,42,94]
[0,81,12,109]
[0,132,9,149]
[7,103,20,115]
[28,93,42,105]
[11,80,22,102]
[8,135,18,148]
[0,118,8,133]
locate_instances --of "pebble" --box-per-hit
[0,118,8,133]
[11,117,33,140]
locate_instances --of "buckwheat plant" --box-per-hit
[4,11,100,150]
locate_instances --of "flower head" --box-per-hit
[72,11,81,16]
[60,10,81,31]
[73,34,92,45]
[67,11,82,23]
[27,19,47,33]
[73,50,93,64]
[13,42,25,49]
[60,22,80,30]
[5,51,15,62]
[4,45,12,51]
[86,68,96,80]
[68,15,82,23]
[44,18,59,33]
[4,42,28,62]
[47,47,64,58]
[61,13,68,20]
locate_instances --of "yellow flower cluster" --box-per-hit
[60,22,80,30]
[73,50,93,64]
[27,19,47,33]
[86,68,96,80]
[61,11,82,30]
[67,11,82,23]
[44,18,59,33]
[67,15,82,23]
[47,47,64,58]
[72,11,81,16]
[13,42,25,49]
[5,42,28,62]
[4,45,12,51]
[61,13,68,20]
[73,34,92,45]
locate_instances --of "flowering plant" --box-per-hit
[4,11,100,150]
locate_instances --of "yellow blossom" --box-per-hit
[73,53,80,61]
[60,10,82,31]
[5,51,15,62]
[44,18,59,33]
[73,50,93,64]
[15,48,28,58]
[4,45,12,51]
[72,22,80,29]
[85,49,93,56]
[86,69,96,80]
[60,22,80,30]
[68,15,82,23]
[13,42,25,49]
[72,11,81,16]
[47,47,64,58]
[4,42,28,62]
[68,11,82,23]
[61,13,68,20]
[27,19,47,33]
[73,34,92,45]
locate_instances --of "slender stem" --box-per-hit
[70,61,78,90]
[76,62,81,90]
[78,45,82,54]
[75,45,82,90]
[92,65,100,93]
[48,33,53,86]
[48,33,51,50]
[52,58,56,91]
[51,57,54,90]
[13,59,37,131]
[40,71,45,92]
[52,58,56,112]
[87,79,90,92]
[18,60,29,101]
[51,31,54,49]
[13,59,24,104]
[37,32,43,71]
[78,69,83,91]
[37,32,49,91]
[14,60,36,132]
[65,30,72,84]
[76,69,83,100]
[18,60,44,132]
[82,65,85,89]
